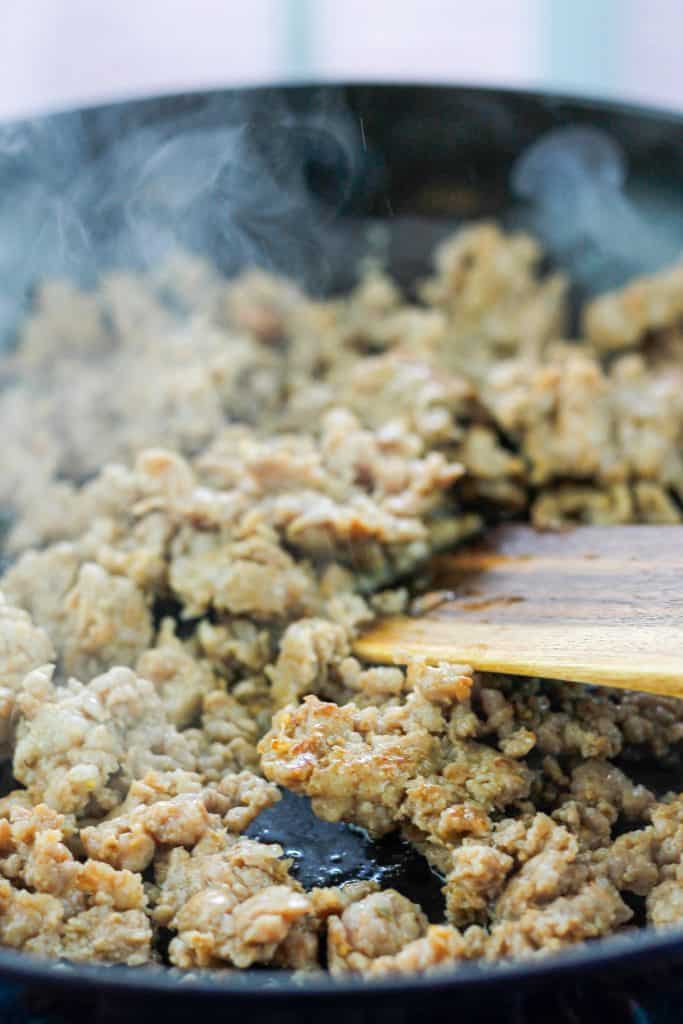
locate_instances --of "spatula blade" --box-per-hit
[354,525,683,698]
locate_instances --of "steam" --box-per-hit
[510,125,683,293]
[3,94,683,350]
[0,89,366,346]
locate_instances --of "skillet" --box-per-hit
[1,82,683,1023]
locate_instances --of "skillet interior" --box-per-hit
[1,82,683,1013]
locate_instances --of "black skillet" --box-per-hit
[1,83,683,1023]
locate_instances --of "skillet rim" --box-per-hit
[0,921,682,999]
[1,78,683,999]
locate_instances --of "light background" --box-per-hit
[0,0,681,120]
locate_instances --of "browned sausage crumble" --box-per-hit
[1,224,683,975]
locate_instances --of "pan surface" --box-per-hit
[1,82,683,1015]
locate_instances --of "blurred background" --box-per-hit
[0,0,681,121]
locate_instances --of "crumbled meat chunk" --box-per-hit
[204,770,280,832]
[419,223,567,375]
[443,809,637,955]
[476,675,683,762]
[136,619,217,728]
[583,260,683,350]
[0,803,152,964]
[81,767,279,872]
[0,880,64,956]
[493,817,585,921]
[308,880,380,922]
[445,844,514,926]
[267,618,349,709]
[327,890,428,973]
[153,832,317,969]
[556,760,654,837]
[169,526,318,621]
[260,669,530,857]
[13,665,196,815]
[259,695,441,835]
[2,545,80,653]
[366,924,473,976]
[171,883,311,968]
[608,795,683,896]
[58,904,152,965]
[153,833,284,926]
[184,689,263,777]
[407,661,474,705]
[60,563,152,679]
[647,865,683,928]
[401,739,531,844]
[0,595,54,751]
[485,879,632,958]
[197,618,271,675]
[81,793,209,872]
[3,553,153,680]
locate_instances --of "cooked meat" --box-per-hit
[1,224,683,973]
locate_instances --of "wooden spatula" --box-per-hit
[354,525,683,698]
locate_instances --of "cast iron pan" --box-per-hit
[1,83,683,1022]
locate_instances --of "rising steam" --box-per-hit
[2,93,683,348]
[510,124,683,293]
[0,89,365,346]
